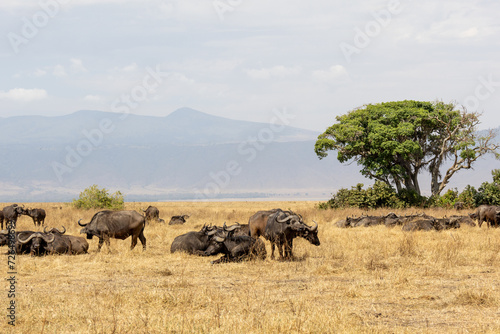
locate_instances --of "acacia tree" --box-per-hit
[315,100,499,197]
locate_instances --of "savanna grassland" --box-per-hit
[2,201,500,334]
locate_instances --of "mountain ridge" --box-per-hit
[0,108,498,202]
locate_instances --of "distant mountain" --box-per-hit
[0,108,498,202]
[0,108,316,146]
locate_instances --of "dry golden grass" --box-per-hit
[2,201,500,333]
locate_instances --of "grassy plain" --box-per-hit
[2,201,500,333]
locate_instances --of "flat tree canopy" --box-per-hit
[315,100,499,196]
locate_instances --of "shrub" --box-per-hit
[435,188,459,208]
[72,184,124,210]
[318,181,406,209]
[473,170,500,206]
[457,185,477,209]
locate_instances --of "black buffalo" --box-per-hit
[169,215,190,225]
[264,209,320,260]
[17,231,73,256]
[78,210,146,252]
[201,224,266,264]
[142,206,160,223]
[45,227,89,255]
[402,219,439,232]
[170,225,219,254]
[0,230,35,254]
[2,204,25,227]
[24,208,46,226]
[248,208,280,238]
[345,213,399,228]
[480,206,500,228]
[448,215,476,227]
[469,205,496,228]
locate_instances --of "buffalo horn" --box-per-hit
[224,223,240,232]
[309,220,318,232]
[18,232,38,244]
[43,226,66,234]
[214,235,225,243]
[78,219,87,227]
[206,229,218,236]
[277,214,293,223]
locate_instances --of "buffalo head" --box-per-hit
[78,219,93,239]
[18,232,54,256]
[298,220,320,246]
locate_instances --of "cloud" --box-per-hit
[70,58,88,73]
[84,94,103,102]
[312,65,350,82]
[0,88,48,101]
[33,69,47,77]
[52,65,67,77]
[246,65,301,79]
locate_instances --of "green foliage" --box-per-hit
[317,181,407,209]
[315,100,498,197]
[396,189,428,208]
[319,169,500,210]
[434,189,458,208]
[470,170,500,206]
[474,182,500,206]
[457,185,477,209]
[72,184,124,210]
[492,169,500,184]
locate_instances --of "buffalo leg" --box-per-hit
[97,238,104,252]
[284,239,293,259]
[270,242,275,259]
[138,230,146,250]
[211,255,230,264]
[131,235,138,250]
[277,242,284,260]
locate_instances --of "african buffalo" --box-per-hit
[142,206,160,223]
[24,208,46,226]
[45,227,89,255]
[434,217,461,230]
[469,205,496,228]
[401,219,437,232]
[344,213,399,228]
[264,209,319,260]
[17,232,64,256]
[2,204,25,227]
[169,215,190,225]
[248,209,281,238]
[201,223,266,264]
[448,215,476,227]
[170,225,218,254]
[481,206,500,228]
[0,230,35,254]
[454,201,465,210]
[78,210,146,252]
[232,223,250,236]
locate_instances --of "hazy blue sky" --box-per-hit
[1,0,499,131]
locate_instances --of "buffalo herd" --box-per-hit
[1,203,499,263]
